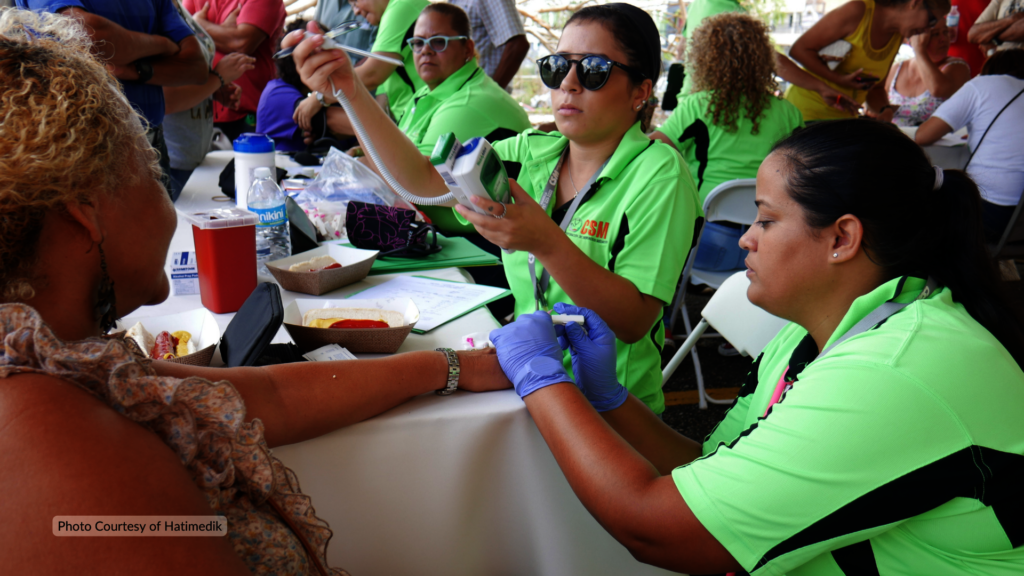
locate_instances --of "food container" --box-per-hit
[114,308,221,366]
[184,208,258,314]
[266,244,378,296]
[283,298,419,354]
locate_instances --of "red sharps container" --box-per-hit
[185,208,259,314]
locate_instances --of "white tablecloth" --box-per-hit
[902,126,971,170]
[148,151,678,576]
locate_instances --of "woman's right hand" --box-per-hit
[214,52,256,84]
[293,94,323,132]
[834,67,879,91]
[553,304,629,412]
[817,85,861,115]
[282,22,360,100]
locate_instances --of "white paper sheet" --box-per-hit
[349,276,509,332]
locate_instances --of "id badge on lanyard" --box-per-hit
[528,148,609,311]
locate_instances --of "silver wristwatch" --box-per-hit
[314,91,327,107]
[435,347,460,395]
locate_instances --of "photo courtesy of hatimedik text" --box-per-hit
[52,516,228,537]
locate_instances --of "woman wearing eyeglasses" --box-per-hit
[285,3,700,416]
[884,19,970,126]
[785,0,950,122]
[381,3,530,236]
[293,0,428,136]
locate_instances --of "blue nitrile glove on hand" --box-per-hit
[490,310,574,399]
[553,303,629,412]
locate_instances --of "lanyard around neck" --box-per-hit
[529,148,609,311]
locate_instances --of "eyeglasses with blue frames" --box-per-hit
[406,35,468,54]
[536,54,647,91]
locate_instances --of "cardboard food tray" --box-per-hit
[267,244,378,296]
[115,308,221,366]
[283,298,419,354]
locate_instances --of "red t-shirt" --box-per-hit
[948,0,989,78]
[184,0,286,123]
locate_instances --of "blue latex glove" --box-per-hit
[553,303,628,412]
[490,311,574,399]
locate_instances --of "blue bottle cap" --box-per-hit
[233,133,275,153]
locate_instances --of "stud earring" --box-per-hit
[833,253,839,258]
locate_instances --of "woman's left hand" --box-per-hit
[455,179,562,254]
[490,311,574,399]
[456,348,513,393]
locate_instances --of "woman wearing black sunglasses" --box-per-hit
[786,0,950,122]
[283,4,700,417]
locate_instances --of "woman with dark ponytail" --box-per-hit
[487,119,1024,574]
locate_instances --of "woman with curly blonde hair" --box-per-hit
[653,13,804,205]
[0,9,508,574]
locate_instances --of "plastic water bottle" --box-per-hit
[247,167,291,274]
[947,5,960,43]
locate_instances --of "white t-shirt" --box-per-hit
[932,75,1024,206]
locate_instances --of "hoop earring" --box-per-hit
[96,243,117,333]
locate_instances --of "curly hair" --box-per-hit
[0,8,157,302]
[687,13,778,135]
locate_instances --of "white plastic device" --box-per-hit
[551,315,585,326]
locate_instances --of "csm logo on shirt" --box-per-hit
[569,217,610,243]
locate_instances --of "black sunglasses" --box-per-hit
[537,54,647,91]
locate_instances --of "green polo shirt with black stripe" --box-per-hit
[371,0,428,123]
[493,123,701,414]
[655,92,803,206]
[400,60,530,234]
[674,276,1024,574]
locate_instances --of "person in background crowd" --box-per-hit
[885,19,970,125]
[163,0,254,200]
[291,0,377,140]
[947,0,989,76]
[652,13,804,205]
[285,4,701,416]
[0,12,510,573]
[316,0,429,136]
[15,0,207,196]
[184,0,285,143]
[917,49,1024,242]
[360,3,530,238]
[786,0,949,122]
[677,0,861,115]
[450,0,528,90]
[490,119,1024,575]
[968,0,1024,52]
[257,19,321,153]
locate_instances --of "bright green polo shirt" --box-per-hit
[673,276,1024,575]
[679,0,745,97]
[493,123,700,414]
[371,0,428,123]
[655,92,803,206]
[400,60,530,234]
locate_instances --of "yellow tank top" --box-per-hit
[785,0,902,121]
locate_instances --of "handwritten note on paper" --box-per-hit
[349,276,510,332]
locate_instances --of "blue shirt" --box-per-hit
[17,0,194,127]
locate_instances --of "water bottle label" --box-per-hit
[251,204,288,228]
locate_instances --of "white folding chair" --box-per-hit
[663,271,789,408]
[664,179,758,407]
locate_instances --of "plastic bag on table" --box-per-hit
[302,147,414,210]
